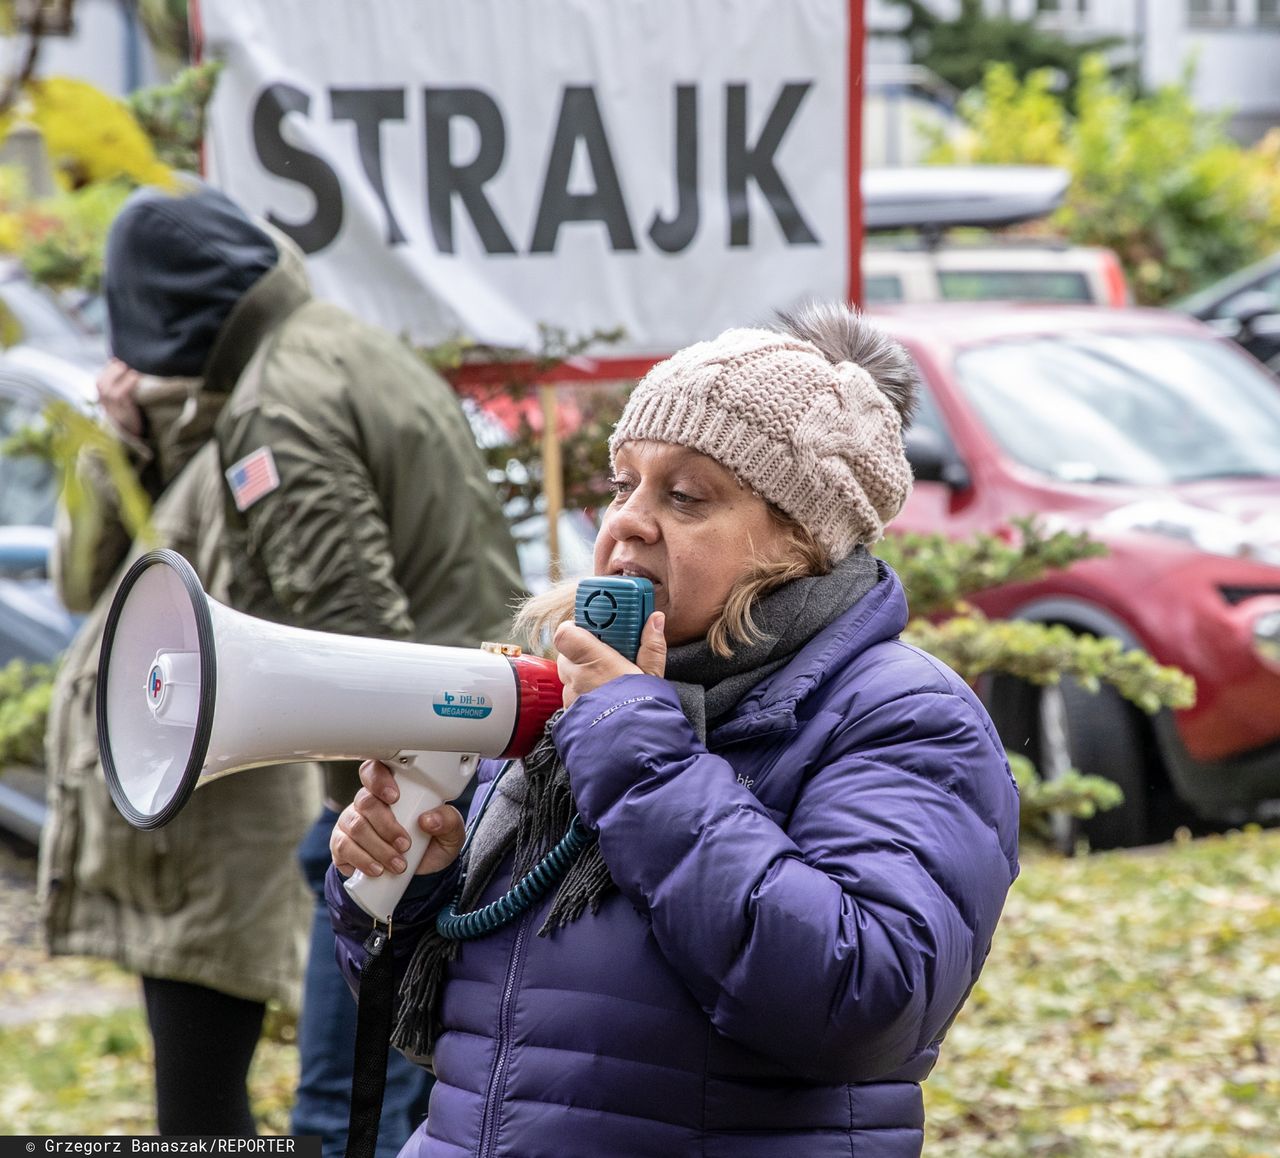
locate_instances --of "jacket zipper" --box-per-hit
[478,911,531,1158]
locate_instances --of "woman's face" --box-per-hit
[593,441,793,646]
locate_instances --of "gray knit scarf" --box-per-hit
[391,548,879,1060]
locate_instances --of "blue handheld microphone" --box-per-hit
[573,577,655,662]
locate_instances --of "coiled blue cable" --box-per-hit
[436,815,592,941]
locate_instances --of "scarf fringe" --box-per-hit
[391,924,459,1059]
[542,843,614,930]
[391,711,616,1060]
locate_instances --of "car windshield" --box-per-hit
[953,332,1280,484]
[0,278,92,345]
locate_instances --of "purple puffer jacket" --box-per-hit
[329,564,1020,1158]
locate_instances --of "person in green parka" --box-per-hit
[40,182,525,1147]
[39,355,323,1136]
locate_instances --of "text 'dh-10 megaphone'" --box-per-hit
[97,549,563,921]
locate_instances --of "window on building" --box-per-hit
[1037,0,1091,21]
[1260,0,1280,26]
[1187,0,1238,27]
[14,0,74,36]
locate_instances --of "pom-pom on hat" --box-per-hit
[609,303,919,563]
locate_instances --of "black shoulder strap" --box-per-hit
[344,925,394,1158]
[341,760,515,1158]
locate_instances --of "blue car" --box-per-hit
[0,345,96,842]
[0,347,97,659]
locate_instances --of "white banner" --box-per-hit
[196,0,857,368]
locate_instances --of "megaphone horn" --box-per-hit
[97,549,563,920]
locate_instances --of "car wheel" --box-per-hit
[985,673,1153,853]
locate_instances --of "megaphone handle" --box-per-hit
[344,750,479,922]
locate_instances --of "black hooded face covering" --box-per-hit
[103,183,279,378]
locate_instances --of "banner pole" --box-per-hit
[539,384,564,584]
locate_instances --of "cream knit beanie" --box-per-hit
[609,310,916,563]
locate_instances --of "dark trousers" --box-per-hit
[142,975,265,1136]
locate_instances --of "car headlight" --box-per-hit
[1100,500,1280,565]
[1254,609,1280,670]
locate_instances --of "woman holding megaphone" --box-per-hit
[329,302,1020,1158]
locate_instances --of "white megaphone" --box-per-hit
[97,549,563,921]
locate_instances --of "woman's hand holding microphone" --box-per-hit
[552,611,667,708]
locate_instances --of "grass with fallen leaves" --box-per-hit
[2,829,1277,1152]
[925,827,1280,1156]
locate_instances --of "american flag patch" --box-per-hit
[225,446,280,512]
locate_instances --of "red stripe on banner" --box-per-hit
[447,355,665,389]
[847,0,865,308]
[189,0,204,62]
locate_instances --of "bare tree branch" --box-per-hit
[0,0,76,117]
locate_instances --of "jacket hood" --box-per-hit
[104,183,279,377]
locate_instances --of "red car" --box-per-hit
[875,303,1280,848]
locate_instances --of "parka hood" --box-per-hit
[104,182,279,377]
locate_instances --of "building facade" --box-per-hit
[2,0,162,97]
[867,0,1280,144]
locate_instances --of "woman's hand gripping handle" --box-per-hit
[332,752,472,922]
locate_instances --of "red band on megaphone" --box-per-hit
[503,653,564,758]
